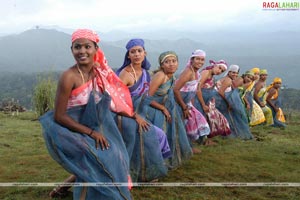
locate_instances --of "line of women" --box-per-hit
[39,30,286,199]
[243,68,286,128]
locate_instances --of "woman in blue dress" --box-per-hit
[116,39,171,182]
[213,65,253,140]
[40,29,132,199]
[145,51,193,169]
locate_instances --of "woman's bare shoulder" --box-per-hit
[57,66,78,88]
[152,70,165,80]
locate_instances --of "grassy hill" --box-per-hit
[0,112,299,200]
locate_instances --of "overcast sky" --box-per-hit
[1,0,299,35]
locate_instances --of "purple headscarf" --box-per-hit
[116,38,151,75]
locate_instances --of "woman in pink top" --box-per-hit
[173,49,210,153]
[193,59,229,143]
[40,29,132,199]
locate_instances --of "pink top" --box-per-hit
[200,69,214,89]
[202,78,214,89]
[180,67,201,92]
[67,79,101,108]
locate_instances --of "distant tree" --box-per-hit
[33,75,57,117]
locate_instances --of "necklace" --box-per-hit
[77,65,91,84]
[130,63,138,83]
[190,66,198,80]
[190,66,195,74]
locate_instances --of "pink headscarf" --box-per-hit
[71,29,100,43]
[93,49,134,116]
[204,59,228,71]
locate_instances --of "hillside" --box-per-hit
[0,28,299,89]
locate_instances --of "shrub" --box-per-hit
[33,76,57,117]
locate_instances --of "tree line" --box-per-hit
[0,71,299,112]
[0,72,60,111]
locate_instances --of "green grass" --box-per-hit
[0,111,300,200]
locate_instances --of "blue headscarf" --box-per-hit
[116,38,151,75]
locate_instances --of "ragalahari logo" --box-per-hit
[262,1,300,10]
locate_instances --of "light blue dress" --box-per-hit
[116,69,170,182]
[145,77,193,169]
[40,91,132,200]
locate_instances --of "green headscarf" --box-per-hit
[158,51,178,65]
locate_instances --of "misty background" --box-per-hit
[1,0,299,109]
[0,26,299,89]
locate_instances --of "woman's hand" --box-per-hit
[202,104,210,113]
[134,113,150,132]
[259,102,265,107]
[183,108,191,119]
[246,103,251,111]
[162,107,172,123]
[181,105,192,119]
[90,131,110,150]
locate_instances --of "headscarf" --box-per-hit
[159,51,178,65]
[250,67,260,74]
[203,59,228,71]
[228,65,239,72]
[116,38,151,75]
[266,77,282,92]
[153,51,178,74]
[71,29,134,116]
[273,77,282,84]
[71,29,100,43]
[190,49,206,58]
[224,64,239,77]
[186,49,206,66]
[260,69,268,75]
[244,70,254,77]
[243,71,255,91]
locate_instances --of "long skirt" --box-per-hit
[178,91,210,140]
[268,97,286,128]
[250,100,265,126]
[195,88,253,140]
[145,91,192,169]
[115,94,169,182]
[40,92,132,200]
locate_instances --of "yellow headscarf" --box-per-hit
[251,67,260,74]
[273,77,282,84]
[266,77,282,92]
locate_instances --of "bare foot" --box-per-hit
[49,186,72,198]
[192,148,202,154]
[49,175,76,198]
[204,139,217,146]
